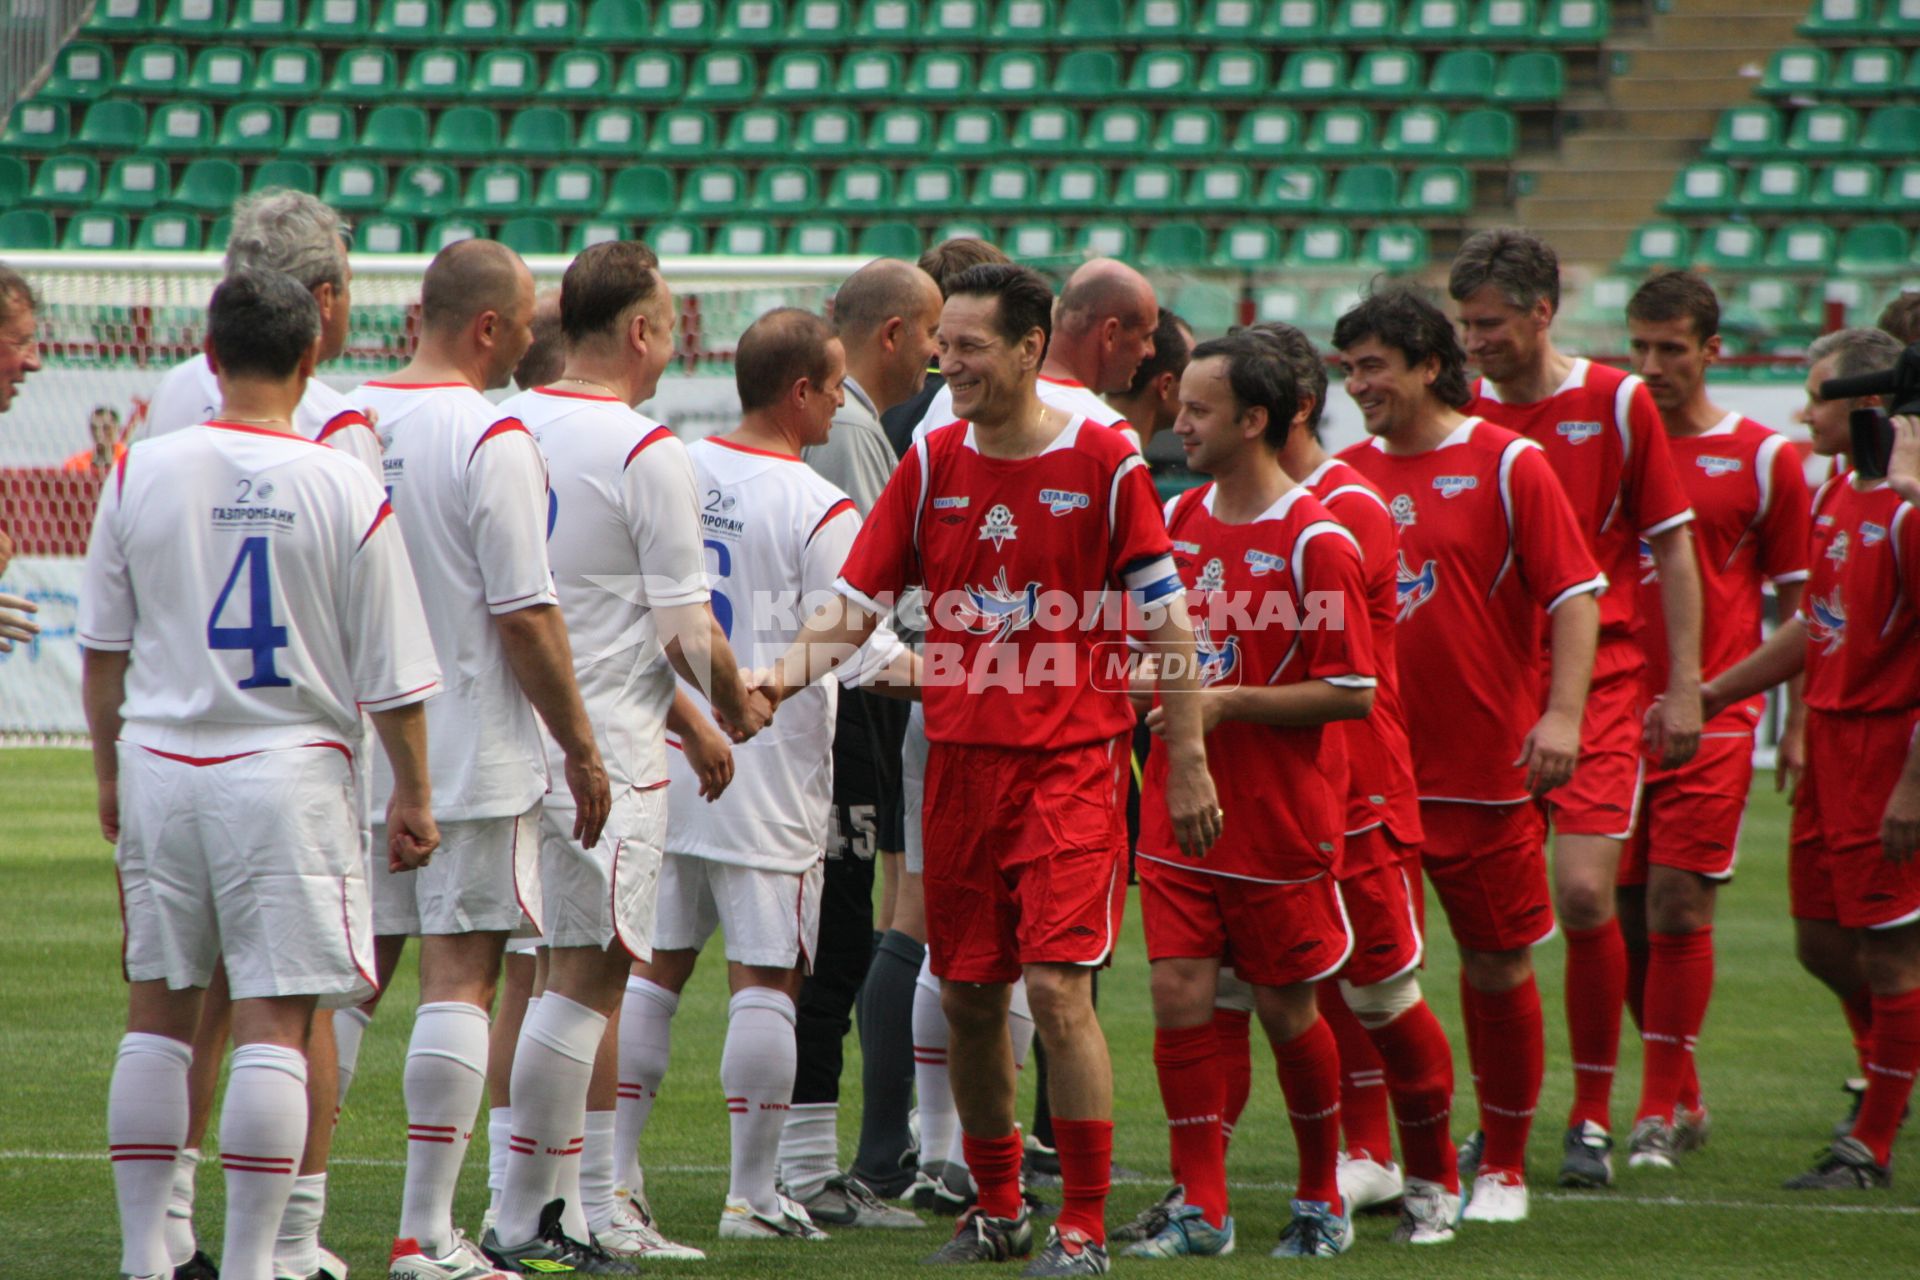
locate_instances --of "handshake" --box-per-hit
[712,664,788,743]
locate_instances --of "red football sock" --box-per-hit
[960,1131,1023,1221]
[1214,1008,1253,1149]
[1151,1024,1228,1228]
[1368,1002,1459,1193]
[1273,1018,1343,1214]
[1851,989,1920,1167]
[1051,1118,1112,1244]
[1471,976,1543,1177]
[1844,985,1876,1078]
[1319,985,1393,1164]
[1635,928,1714,1124]
[1564,920,1627,1132]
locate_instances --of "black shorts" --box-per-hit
[831,685,910,858]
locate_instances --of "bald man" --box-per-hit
[1103,309,1193,454]
[352,240,615,1280]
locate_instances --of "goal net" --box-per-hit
[0,250,857,741]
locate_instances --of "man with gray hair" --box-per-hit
[140,191,379,477]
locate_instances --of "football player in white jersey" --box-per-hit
[484,241,769,1269]
[0,265,42,655]
[350,240,614,1280]
[618,308,912,1244]
[83,269,442,1280]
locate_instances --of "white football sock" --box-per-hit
[722,988,797,1216]
[165,1146,200,1268]
[911,959,958,1174]
[399,1001,489,1256]
[111,1032,191,1278]
[273,1172,325,1280]
[220,1043,308,1280]
[616,977,677,1193]
[332,1006,371,1109]
[486,1107,513,1214]
[581,1110,619,1234]
[497,993,604,1247]
[943,995,1039,1173]
[778,1102,840,1202]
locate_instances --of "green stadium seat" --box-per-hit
[1230,107,1303,156]
[426,217,484,250]
[1044,162,1111,211]
[1619,221,1693,271]
[541,51,612,100]
[172,158,242,213]
[536,163,604,215]
[1494,50,1564,102]
[1057,0,1123,35]
[354,215,416,253]
[687,50,757,102]
[430,105,501,156]
[723,108,790,156]
[1469,0,1534,40]
[1786,104,1860,154]
[1083,106,1151,153]
[250,159,316,194]
[787,0,853,40]
[1538,0,1605,42]
[1709,106,1782,157]
[45,43,115,102]
[1447,108,1515,158]
[1278,52,1346,99]
[981,51,1048,97]
[1075,220,1135,258]
[1045,49,1118,98]
[1285,222,1355,269]
[650,109,716,160]
[1141,222,1210,269]
[1719,277,1802,332]
[1186,162,1254,211]
[326,48,398,100]
[389,162,460,217]
[99,156,171,212]
[792,107,860,155]
[187,47,254,99]
[749,164,818,214]
[516,0,582,39]
[1799,0,1876,36]
[1402,163,1471,213]
[617,51,684,101]
[466,163,532,217]
[1153,108,1223,153]
[472,50,537,96]
[789,221,851,255]
[898,164,963,212]
[908,52,977,98]
[498,216,561,255]
[1329,0,1396,41]
[3,101,69,156]
[321,160,389,211]
[715,221,781,255]
[1760,48,1828,97]
[579,108,643,154]
[1659,162,1738,214]
[569,220,629,251]
[445,0,511,39]
[1838,222,1908,275]
[717,0,786,41]
[119,43,189,95]
[645,222,706,255]
[1831,45,1902,96]
[1383,106,1450,155]
[358,104,429,156]
[1764,222,1837,273]
[1886,0,1920,36]
[680,164,748,215]
[825,164,894,211]
[1126,0,1190,40]
[136,211,203,251]
[764,52,831,100]
[1004,221,1066,260]
[854,220,917,256]
[1266,0,1327,39]
[253,47,321,98]
[604,165,677,218]
[854,0,918,38]
[869,107,935,153]
[1861,105,1920,156]
[287,105,354,156]
[77,100,149,151]
[86,0,157,36]
[400,48,469,100]
[1906,48,1920,94]
[1363,224,1429,272]
[1330,162,1398,213]
[1305,108,1376,156]
[1197,0,1260,39]
[839,51,904,97]
[988,0,1053,38]
[937,108,1007,156]
[1128,51,1197,96]
[159,0,229,36]
[1688,222,1760,272]
[1251,282,1309,326]
[302,0,370,36]
[63,211,131,249]
[1112,162,1179,211]
[928,0,990,41]
[583,0,648,37]
[146,102,214,152]
[1259,164,1325,210]
[1741,160,1812,211]
[1200,49,1270,96]
[0,208,53,249]
[1353,49,1422,98]
[1009,106,1081,153]
[1888,162,1920,212]
[1402,0,1468,39]
[375,0,443,40]
[1212,221,1283,270]
[972,162,1039,212]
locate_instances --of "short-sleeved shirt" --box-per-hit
[1638,413,1810,731]
[1136,483,1375,883]
[911,375,1140,452]
[143,353,384,480]
[1469,358,1693,646]
[1803,475,1920,715]
[501,386,709,794]
[353,380,557,820]
[78,421,440,754]
[1340,418,1607,804]
[1302,457,1424,863]
[836,414,1181,750]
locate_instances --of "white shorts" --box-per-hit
[902,702,928,875]
[116,741,375,1008]
[913,949,1032,1020]
[504,935,543,956]
[653,852,822,970]
[1214,966,1254,1014]
[370,804,541,937]
[540,785,666,958]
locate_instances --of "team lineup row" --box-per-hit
[3,189,1916,1280]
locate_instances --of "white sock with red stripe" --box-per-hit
[615,978,677,1193]
[497,993,605,1247]
[164,1147,200,1267]
[723,988,797,1217]
[111,1032,191,1278]
[580,1110,620,1234]
[220,1043,308,1280]
[398,1001,489,1256]
[911,958,958,1179]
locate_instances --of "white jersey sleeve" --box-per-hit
[77,461,135,650]
[300,379,384,481]
[342,495,441,712]
[465,418,559,616]
[626,432,709,609]
[139,357,221,441]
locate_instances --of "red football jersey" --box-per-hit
[1638,413,1811,732]
[1340,419,1606,804]
[1302,457,1424,868]
[1137,483,1376,883]
[1469,359,1693,645]
[836,415,1180,749]
[1802,476,1920,715]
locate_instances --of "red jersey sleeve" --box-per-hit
[835,438,925,612]
[1624,383,1694,538]
[1320,483,1397,590]
[1759,436,1813,584]
[1293,524,1377,689]
[1108,453,1182,606]
[1507,440,1608,611]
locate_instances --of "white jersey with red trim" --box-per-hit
[910,375,1140,451]
[666,436,898,872]
[500,386,710,793]
[78,421,440,756]
[141,354,385,479]
[353,380,557,819]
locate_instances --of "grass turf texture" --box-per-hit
[2,746,1915,1278]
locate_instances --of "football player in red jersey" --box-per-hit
[1700,327,1920,1190]
[1616,272,1811,1171]
[1450,229,1703,1187]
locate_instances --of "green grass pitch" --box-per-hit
[2,746,1916,1278]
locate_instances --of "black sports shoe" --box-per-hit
[1022,1227,1109,1276]
[1784,1136,1893,1190]
[1109,1185,1184,1244]
[1558,1122,1614,1189]
[482,1199,640,1274]
[921,1207,1034,1264]
[1835,1079,1868,1141]
[1023,1135,1062,1188]
[175,1252,219,1280]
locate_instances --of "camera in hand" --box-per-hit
[1823,341,1920,479]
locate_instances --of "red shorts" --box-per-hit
[1791,709,1920,930]
[1336,850,1423,987]
[1619,732,1753,887]
[1547,654,1647,839]
[922,736,1130,985]
[1419,800,1554,953]
[1139,860,1351,988]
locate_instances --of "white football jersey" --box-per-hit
[354,380,557,820]
[500,387,710,794]
[142,354,385,479]
[78,421,440,755]
[666,437,902,872]
[910,374,1139,451]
